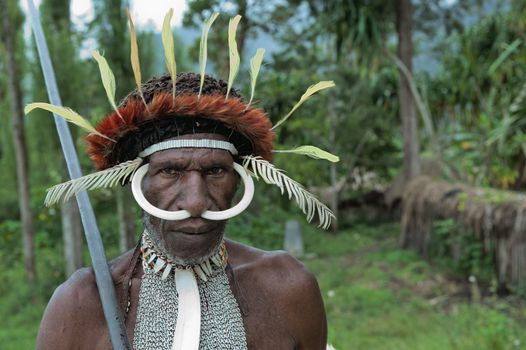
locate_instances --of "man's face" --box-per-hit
[142,133,238,263]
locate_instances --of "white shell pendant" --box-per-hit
[172,269,201,350]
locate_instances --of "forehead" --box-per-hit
[148,133,234,164]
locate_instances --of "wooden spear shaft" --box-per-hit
[26,1,130,348]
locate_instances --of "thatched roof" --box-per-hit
[401,176,526,289]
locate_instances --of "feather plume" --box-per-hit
[272,81,335,130]
[162,9,177,99]
[248,48,265,106]
[126,8,148,109]
[44,157,143,206]
[242,155,335,229]
[274,145,340,162]
[92,51,124,121]
[198,12,219,98]
[25,103,115,142]
[226,15,242,99]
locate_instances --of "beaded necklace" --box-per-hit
[124,232,229,318]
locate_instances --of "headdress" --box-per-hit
[25,10,338,229]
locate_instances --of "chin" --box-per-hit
[165,226,223,246]
[164,227,225,264]
[143,213,226,264]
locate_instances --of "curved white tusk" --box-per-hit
[201,163,254,220]
[131,164,192,220]
[131,162,254,221]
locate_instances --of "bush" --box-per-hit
[430,219,494,282]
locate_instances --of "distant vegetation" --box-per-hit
[2,0,526,348]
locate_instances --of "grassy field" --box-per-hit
[1,221,525,349]
[301,223,526,350]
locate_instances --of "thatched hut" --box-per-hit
[401,176,526,291]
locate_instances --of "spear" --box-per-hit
[26,1,130,348]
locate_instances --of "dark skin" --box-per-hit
[36,134,328,349]
[142,134,236,263]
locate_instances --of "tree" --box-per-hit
[311,0,419,183]
[91,0,136,252]
[91,0,160,252]
[183,0,272,77]
[422,4,526,189]
[396,0,420,180]
[276,0,398,229]
[34,0,85,276]
[0,0,36,287]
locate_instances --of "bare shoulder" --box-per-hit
[36,266,100,349]
[226,239,319,290]
[226,240,327,348]
[36,250,134,350]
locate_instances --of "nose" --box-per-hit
[176,171,210,217]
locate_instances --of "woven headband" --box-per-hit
[139,139,238,158]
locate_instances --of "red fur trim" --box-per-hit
[86,93,275,169]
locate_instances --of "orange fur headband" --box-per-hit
[86,93,274,170]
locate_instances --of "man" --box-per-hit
[36,73,329,349]
[29,10,337,348]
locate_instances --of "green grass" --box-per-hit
[297,222,526,350]
[1,221,526,349]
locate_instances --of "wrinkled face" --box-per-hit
[141,133,238,263]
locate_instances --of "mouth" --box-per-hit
[164,218,220,235]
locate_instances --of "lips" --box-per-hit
[164,218,220,235]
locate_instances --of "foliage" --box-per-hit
[424,7,526,188]
[0,0,24,220]
[289,0,394,62]
[430,219,494,282]
[183,0,276,77]
[226,185,291,250]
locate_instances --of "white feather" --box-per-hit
[242,156,335,230]
[44,157,143,206]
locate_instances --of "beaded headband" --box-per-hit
[139,139,238,158]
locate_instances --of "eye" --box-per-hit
[160,167,182,177]
[206,167,225,176]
